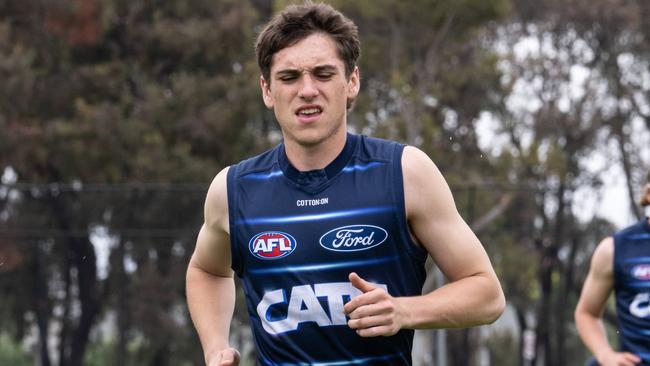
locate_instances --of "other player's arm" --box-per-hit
[345,146,505,335]
[574,237,641,366]
[186,167,240,366]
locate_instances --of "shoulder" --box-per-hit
[205,166,231,232]
[229,145,280,178]
[401,146,455,219]
[615,219,648,239]
[207,166,230,199]
[590,236,614,278]
[352,134,403,160]
[402,145,436,171]
[401,146,446,191]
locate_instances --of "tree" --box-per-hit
[0,0,264,364]
[487,0,650,364]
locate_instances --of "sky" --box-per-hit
[476,111,650,230]
[475,33,650,230]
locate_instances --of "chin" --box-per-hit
[288,130,329,147]
[282,120,344,147]
[294,135,326,147]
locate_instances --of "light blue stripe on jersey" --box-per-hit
[623,257,650,264]
[342,161,385,172]
[263,353,404,366]
[249,256,400,275]
[619,325,650,340]
[235,206,394,225]
[627,281,650,288]
[242,170,284,180]
[242,162,385,181]
[627,233,650,240]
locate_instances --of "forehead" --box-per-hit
[270,33,344,73]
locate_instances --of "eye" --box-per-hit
[315,72,334,80]
[276,72,300,83]
[279,75,298,83]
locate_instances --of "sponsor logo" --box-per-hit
[632,264,650,280]
[319,225,388,252]
[296,197,329,207]
[249,231,296,260]
[630,292,650,318]
[257,282,388,334]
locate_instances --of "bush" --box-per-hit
[0,334,33,366]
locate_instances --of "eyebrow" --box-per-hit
[312,65,338,73]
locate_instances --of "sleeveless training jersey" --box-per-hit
[613,218,650,365]
[227,133,428,366]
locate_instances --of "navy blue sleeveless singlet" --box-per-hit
[613,217,650,365]
[227,133,428,365]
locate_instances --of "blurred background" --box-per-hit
[1,0,650,365]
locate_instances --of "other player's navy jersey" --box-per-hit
[227,133,427,366]
[613,217,650,365]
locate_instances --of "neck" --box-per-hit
[283,127,347,172]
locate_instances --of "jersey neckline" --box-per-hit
[278,133,358,190]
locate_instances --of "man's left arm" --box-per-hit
[345,146,505,335]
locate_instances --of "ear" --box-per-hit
[346,66,360,100]
[260,76,274,109]
[641,183,650,207]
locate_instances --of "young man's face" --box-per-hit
[260,33,359,147]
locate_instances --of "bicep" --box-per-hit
[576,238,614,316]
[191,223,233,277]
[189,167,233,278]
[403,147,494,281]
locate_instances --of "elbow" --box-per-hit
[573,307,591,335]
[573,303,591,326]
[483,280,506,324]
[482,283,506,325]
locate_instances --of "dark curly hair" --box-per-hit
[255,2,360,85]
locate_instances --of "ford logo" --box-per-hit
[319,225,388,252]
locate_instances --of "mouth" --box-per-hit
[295,105,323,120]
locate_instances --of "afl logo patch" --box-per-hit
[249,231,297,260]
[319,225,388,252]
[632,264,650,280]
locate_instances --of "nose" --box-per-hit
[298,74,319,99]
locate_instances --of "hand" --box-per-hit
[597,350,641,366]
[343,272,407,337]
[207,347,240,366]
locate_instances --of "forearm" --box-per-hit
[400,273,504,329]
[575,310,614,360]
[187,265,236,363]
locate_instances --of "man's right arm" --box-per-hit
[574,237,641,366]
[186,167,240,366]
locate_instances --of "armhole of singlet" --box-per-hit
[392,143,428,261]
[226,165,244,277]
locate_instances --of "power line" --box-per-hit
[0,228,197,239]
[0,182,207,192]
